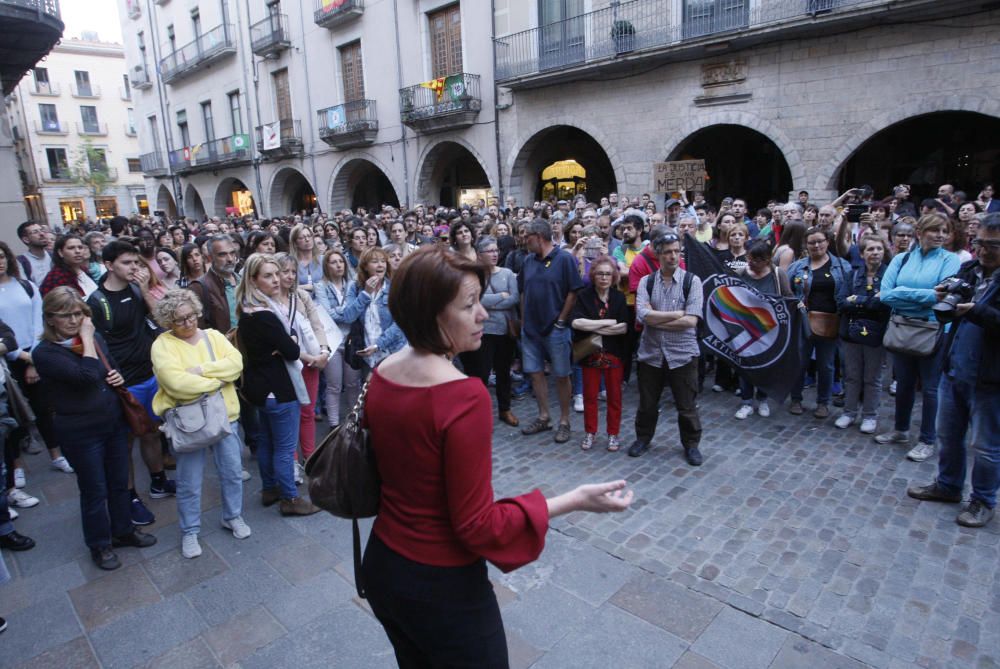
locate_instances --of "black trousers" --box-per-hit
[460,333,515,413]
[635,358,702,450]
[362,533,509,669]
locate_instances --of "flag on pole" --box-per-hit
[420,77,446,101]
[683,234,803,400]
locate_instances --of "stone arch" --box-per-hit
[414,138,494,206]
[183,183,206,221]
[328,153,403,212]
[267,166,316,217]
[816,96,1000,192]
[155,184,177,219]
[506,119,626,206]
[213,177,257,217]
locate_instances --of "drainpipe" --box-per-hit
[239,0,265,217]
[391,0,410,207]
[490,0,504,203]
[295,6,321,213]
[146,0,183,217]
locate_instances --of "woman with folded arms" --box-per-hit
[314,249,361,428]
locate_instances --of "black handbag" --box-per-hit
[344,319,366,370]
[304,378,379,597]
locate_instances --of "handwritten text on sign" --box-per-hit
[654,160,707,193]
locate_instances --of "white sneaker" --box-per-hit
[906,441,936,462]
[50,457,74,474]
[598,390,607,401]
[889,380,897,396]
[8,489,39,508]
[13,468,25,489]
[712,384,723,393]
[834,414,855,429]
[294,462,305,485]
[181,533,202,559]
[757,401,771,418]
[859,418,878,434]
[734,405,754,420]
[9,507,18,520]
[573,394,584,413]
[222,516,252,540]
[240,469,252,481]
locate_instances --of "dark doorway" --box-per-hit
[420,142,491,207]
[669,125,792,212]
[352,166,400,211]
[287,172,317,215]
[838,112,1000,203]
[520,126,616,202]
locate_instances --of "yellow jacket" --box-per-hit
[151,329,243,422]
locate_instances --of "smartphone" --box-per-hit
[846,204,869,224]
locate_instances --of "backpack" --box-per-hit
[15,278,33,299]
[636,270,694,330]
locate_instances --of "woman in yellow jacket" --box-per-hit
[151,289,251,559]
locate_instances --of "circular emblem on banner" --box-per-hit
[702,279,792,370]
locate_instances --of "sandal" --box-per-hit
[554,423,571,444]
[607,435,620,452]
[581,433,595,450]
[521,417,552,436]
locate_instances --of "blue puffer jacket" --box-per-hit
[880,246,961,322]
[787,253,853,305]
[342,279,407,355]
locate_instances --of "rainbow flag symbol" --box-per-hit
[708,285,778,355]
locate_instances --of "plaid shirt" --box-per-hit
[636,268,702,370]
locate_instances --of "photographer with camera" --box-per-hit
[907,213,1000,528]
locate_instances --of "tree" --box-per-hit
[70,139,113,198]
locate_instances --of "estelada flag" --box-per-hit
[420,77,446,101]
[683,234,804,400]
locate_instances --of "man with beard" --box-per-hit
[613,214,647,382]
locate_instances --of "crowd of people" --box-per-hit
[0,181,996,659]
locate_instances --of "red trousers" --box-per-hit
[299,365,320,461]
[582,356,623,436]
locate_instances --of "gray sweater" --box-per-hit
[481,267,519,336]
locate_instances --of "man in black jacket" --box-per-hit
[907,214,1000,528]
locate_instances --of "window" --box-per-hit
[340,41,364,102]
[177,109,190,147]
[148,115,160,149]
[88,148,108,173]
[38,103,59,131]
[166,24,176,51]
[191,8,201,42]
[33,67,52,94]
[201,101,215,143]
[272,69,292,122]
[428,4,462,78]
[46,147,68,178]
[127,158,142,173]
[538,0,584,69]
[138,31,145,51]
[74,71,93,97]
[80,106,100,133]
[228,91,243,135]
[127,108,136,134]
[122,74,131,100]
[682,0,748,38]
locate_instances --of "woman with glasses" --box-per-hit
[289,224,323,294]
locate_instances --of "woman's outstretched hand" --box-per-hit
[547,480,634,518]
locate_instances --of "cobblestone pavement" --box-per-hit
[2,381,998,668]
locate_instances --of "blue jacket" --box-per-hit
[880,247,961,321]
[837,265,890,340]
[313,279,353,337]
[940,260,1000,388]
[342,280,407,354]
[787,254,852,305]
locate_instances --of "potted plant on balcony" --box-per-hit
[611,19,635,54]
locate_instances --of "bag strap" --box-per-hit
[202,330,216,362]
[347,376,371,424]
[93,341,113,373]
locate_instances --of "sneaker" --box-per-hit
[957,500,995,528]
[580,433,595,451]
[813,404,830,419]
[241,469,252,481]
[0,616,6,633]
[112,529,157,549]
[627,440,651,458]
[788,401,804,415]
[0,530,35,551]
[757,401,771,418]
[7,489,39,508]
[222,516,252,539]
[598,390,607,401]
[607,435,620,452]
[684,446,704,467]
[734,405,754,420]
[181,533,202,559]
[889,380,897,396]
[130,497,155,526]
[149,478,176,499]
[279,497,320,516]
[834,414,855,429]
[711,384,723,393]
[21,434,43,455]
[859,418,878,434]
[50,456,73,474]
[91,547,121,570]
[875,430,910,445]
[13,468,25,489]
[8,508,17,520]
[573,394,584,413]
[906,441,936,462]
[294,461,305,485]
[907,482,962,503]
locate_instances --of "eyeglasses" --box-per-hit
[972,239,1000,250]
[173,313,199,325]
[807,239,828,246]
[594,272,614,277]
[50,310,84,320]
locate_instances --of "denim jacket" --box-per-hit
[787,254,852,306]
[342,279,407,354]
[313,278,353,337]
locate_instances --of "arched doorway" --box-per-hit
[837,112,1000,202]
[668,125,792,212]
[510,125,616,204]
[416,141,491,207]
[214,178,257,217]
[155,184,177,219]
[330,159,400,212]
[183,183,206,221]
[269,167,317,217]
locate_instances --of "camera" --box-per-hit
[933,277,975,323]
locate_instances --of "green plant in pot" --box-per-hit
[611,19,635,53]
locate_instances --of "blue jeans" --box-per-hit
[935,376,1000,508]
[61,428,133,550]
[791,336,837,405]
[174,423,244,535]
[258,398,300,500]
[892,348,943,443]
[521,327,573,377]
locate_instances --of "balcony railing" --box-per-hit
[159,24,237,85]
[399,73,481,134]
[250,13,290,56]
[29,82,60,96]
[71,83,100,98]
[39,167,72,182]
[495,0,874,81]
[130,65,153,89]
[0,0,64,96]
[313,0,363,29]
[76,121,108,136]
[168,134,252,174]
[255,119,303,157]
[318,99,378,149]
[34,119,67,134]
[140,151,168,176]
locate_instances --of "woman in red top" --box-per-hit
[363,246,632,668]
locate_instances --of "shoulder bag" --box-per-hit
[161,333,233,454]
[881,252,941,357]
[94,345,159,436]
[572,333,603,364]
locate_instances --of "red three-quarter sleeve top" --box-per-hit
[364,370,549,573]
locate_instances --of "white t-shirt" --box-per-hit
[76,270,98,298]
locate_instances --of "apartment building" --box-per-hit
[7,37,146,228]
[121,0,499,219]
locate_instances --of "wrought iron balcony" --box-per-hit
[34,119,67,134]
[399,73,480,134]
[255,119,303,157]
[168,134,252,174]
[0,0,64,96]
[130,65,153,89]
[140,151,168,176]
[250,13,290,56]
[76,121,108,136]
[159,24,237,85]
[39,166,72,182]
[71,83,100,98]
[29,81,59,96]
[318,99,378,149]
[313,0,363,29]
